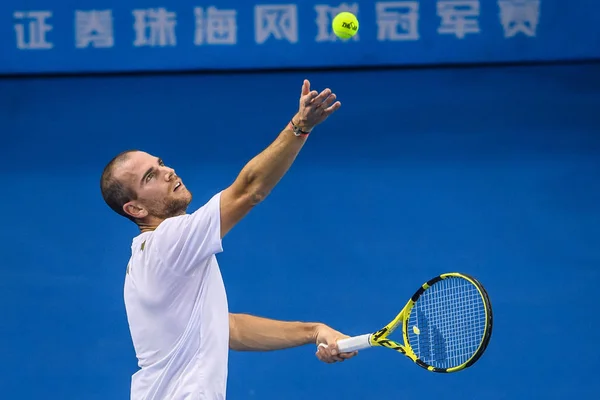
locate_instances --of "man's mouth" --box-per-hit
[173,182,182,192]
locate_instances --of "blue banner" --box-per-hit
[2,1,599,74]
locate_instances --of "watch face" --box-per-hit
[294,126,308,135]
[290,121,309,136]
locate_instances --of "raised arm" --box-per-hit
[219,79,341,238]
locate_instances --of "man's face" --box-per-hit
[116,151,192,220]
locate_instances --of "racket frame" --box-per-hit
[336,272,493,373]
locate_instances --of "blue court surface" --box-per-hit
[1,62,599,399]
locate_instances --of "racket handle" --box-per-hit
[337,334,372,352]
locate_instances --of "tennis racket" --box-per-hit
[334,272,493,373]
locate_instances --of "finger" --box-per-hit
[323,101,342,114]
[324,343,344,363]
[318,343,343,363]
[320,93,337,109]
[339,351,358,359]
[328,344,345,362]
[312,88,332,105]
[316,346,335,363]
[302,79,310,96]
[317,343,333,360]
[303,90,319,105]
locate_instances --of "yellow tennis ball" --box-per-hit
[332,12,359,40]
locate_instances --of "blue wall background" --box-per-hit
[1,61,599,399]
[3,0,600,74]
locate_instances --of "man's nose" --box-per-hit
[164,168,176,181]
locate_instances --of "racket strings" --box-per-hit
[407,277,486,369]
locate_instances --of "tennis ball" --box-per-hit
[332,12,359,40]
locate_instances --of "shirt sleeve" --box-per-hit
[154,191,223,275]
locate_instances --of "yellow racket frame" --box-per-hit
[344,272,493,373]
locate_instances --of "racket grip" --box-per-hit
[337,334,372,352]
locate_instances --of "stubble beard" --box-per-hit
[153,189,193,219]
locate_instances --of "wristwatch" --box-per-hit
[289,120,311,137]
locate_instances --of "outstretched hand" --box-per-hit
[314,324,358,364]
[293,79,341,132]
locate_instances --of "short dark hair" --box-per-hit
[100,149,139,222]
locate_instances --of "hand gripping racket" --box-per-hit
[335,272,493,373]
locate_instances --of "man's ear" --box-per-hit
[123,201,148,219]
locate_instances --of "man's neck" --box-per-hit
[138,217,165,233]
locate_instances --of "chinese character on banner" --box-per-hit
[498,0,540,38]
[132,8,177,47]
[375,2,420,41]
[14,11,53,50]
[437,0,480,39]
[194,6,238,45]
[314,3,359,42]
[75,10,114,48]
[255,4,298,44]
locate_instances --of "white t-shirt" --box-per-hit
[123,192,229,400]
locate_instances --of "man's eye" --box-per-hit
[146,173,153,182]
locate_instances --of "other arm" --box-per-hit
[219,79,341,238]
[229,313,319,351]
[229,313,358,363]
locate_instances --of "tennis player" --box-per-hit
[100,80,357,400]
